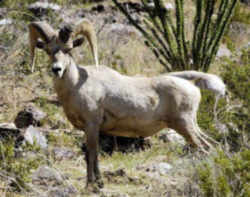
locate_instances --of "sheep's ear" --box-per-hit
[73,37,84,48]
[59,25,72,43]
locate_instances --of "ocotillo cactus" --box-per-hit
[113,0,238,72]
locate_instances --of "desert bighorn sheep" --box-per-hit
[29,19,225,190]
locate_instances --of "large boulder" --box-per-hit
[14,104,46,128]
[158,129,185,146]
[0,123,20,140]
[24,126,47,149]
[0,18,12,26]
[0,123,47,149]
[47,186,77,197]
[52,147,76,160]
[32,165,64,185]
[216,44,232,58]
[28,2,61,18]
[240,0,250,6]
[147,1,174,11]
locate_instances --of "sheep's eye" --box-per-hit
[45,48,52,55]
[62,48,72,54]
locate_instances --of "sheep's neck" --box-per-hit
[65,58,80,87]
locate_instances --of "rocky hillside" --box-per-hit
[0,0,250,197]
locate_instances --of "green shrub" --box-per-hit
[0,0,37,8]
[197,149,250,197]
[0,137,43,192]
[232,3,250,24]
[221,49,250,146]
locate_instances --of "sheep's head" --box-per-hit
[28,19,99,73]
[48,33,73,78]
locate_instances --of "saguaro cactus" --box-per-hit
[113,0,238,72]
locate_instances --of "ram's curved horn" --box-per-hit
[29,21,57,72]
[72,19,99,68]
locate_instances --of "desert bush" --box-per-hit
[221,51,250,148]
[232,2,250,24]
[197,149,250,197]
[0,0,36,8]
[0,137,43,192]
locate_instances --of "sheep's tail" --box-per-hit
[167,71,226,97]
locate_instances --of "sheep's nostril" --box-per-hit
[52,67,61,74]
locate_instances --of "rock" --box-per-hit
[24,126,47,149]
[0,19,13,26]
[103,168,141,185]
[242,42,250,51]
[50,113,68,129]
[106,23,140,38]
[52,147,76,160]
[240,0,250,6]
[159,129,185,145]
[58,8,84,25]
[229,22,249,39]
[0,123,47,149]
[156,162,173,175]
[0,123,20,139]
[14,104,46,128]
[28,2,61,17]
[216,44,232,58]
[104,168,126,178]
[147,2,174,10]
[147,162,173,175]
[122,1,144,13]
[48,185,78,197]
[86,0,104,2]
[0,123,25,149]
[32,165,64,185]
[91,4,106,13]
[138,162,173,177]
[215,121,229,135]
[0,8,8,18]
[147,2,155,9]
[0,122,17,130]
[164,3,174,10]
[227,122,239,134]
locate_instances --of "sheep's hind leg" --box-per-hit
[169,117,210,154]
[194,116,219,147]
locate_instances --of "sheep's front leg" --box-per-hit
[85,122,103,190]
[94,151,103,188]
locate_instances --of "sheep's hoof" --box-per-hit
[182,144,197,155]
[96,179,104,188]
[86,183,100,193]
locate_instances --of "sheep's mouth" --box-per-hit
[52,67,61,74]
[52,67,64,78]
